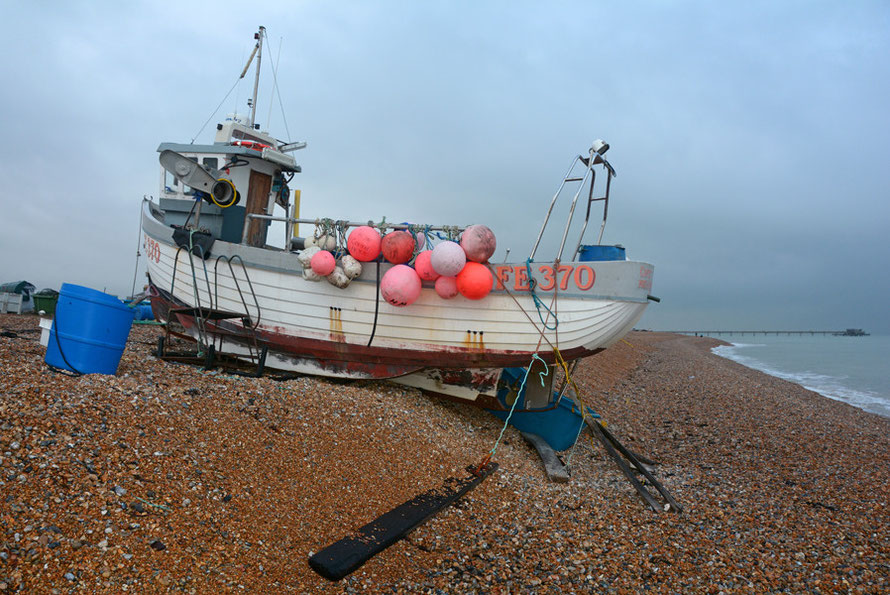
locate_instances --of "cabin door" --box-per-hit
[244,170,272,247]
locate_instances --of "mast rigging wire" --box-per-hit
[131,198,147,297]
[263,30,292,141]
[265,36,282,134]
[190,76,242,144]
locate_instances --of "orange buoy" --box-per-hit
[434,276,458,299]
[460,224,497,263]
[431,241,466,277]
[381,231,416,264]
[413,250,440,281]
[347,226,382,262]
[456,262,493,300]
[381,264,422,307]
[310,250,336,276]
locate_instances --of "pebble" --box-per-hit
[0,315,887,593]
[149,540,166,551]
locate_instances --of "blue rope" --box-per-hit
[422,225,434,250]
[488,353,549,459]
[526,259,558,330]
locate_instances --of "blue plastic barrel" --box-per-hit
[134,301,154,321]
[578,244,626,262]
[45,283,136,375]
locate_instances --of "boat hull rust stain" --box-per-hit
[329,306,345,342]
[464,330,485,351]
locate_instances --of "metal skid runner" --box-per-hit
[156,306,268,376]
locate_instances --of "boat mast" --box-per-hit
[240,26,265,128]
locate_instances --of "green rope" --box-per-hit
[134,496,171,512]
[315,218,335,242]
[487,354,549,460]
[335,220,349,255]
[526,259,558,330]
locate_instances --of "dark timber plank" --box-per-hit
[595,420,682,512]
[586,419,662,512]
[309,462,498,581]
[521,431,570,483]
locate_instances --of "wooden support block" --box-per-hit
[521,431,570,483]
[309,462,498,581]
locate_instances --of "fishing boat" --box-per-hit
[141,27,657,447]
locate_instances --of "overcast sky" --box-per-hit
[2,1,888,333]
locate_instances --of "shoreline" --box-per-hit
[707,334,890,419]
[1,316,887,592]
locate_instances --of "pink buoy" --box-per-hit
[310,250,336,276]
[381,264,422,307]
[413,250,440,281]
[430,241,466,277]
[434,276,459,299]
[456,262,493,300]
[347,226,382,262]
[460,224,497,263]
[381,231,416,264]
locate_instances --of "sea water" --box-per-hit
[710,334,890,418]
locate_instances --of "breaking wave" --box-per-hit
[712,342,890,418]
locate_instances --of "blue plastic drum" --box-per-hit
[45,283,136,375]
[578,244,626,262]
[135,301,154,321]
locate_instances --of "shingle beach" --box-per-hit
[1,314,887,593]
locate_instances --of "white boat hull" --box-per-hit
[141,201,652,389]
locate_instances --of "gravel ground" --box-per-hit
[1,314,887,593]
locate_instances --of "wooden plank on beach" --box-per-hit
[309,462,498,581]
[521,431,570,483]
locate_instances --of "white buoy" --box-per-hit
[302,267,323,282]
[326,266,351,288]
[305,233,337,251]
[431,241,466,277]
[297,246,321,268]
[341,255,363,279]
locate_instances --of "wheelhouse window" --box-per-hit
[165,170,179,193]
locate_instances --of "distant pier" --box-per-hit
[667,329,868,337]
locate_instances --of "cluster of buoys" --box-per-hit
[298,223,497,307]
[297,246,362,288]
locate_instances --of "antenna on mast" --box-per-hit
[238,26,265,128]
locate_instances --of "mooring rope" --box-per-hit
[476,267,603,472]
[475,352,549,473]
[525,259,558,330]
